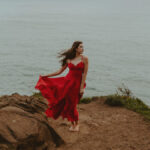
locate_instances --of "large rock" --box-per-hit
[0,93,65,150]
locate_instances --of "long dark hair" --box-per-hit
[57,41,83,66]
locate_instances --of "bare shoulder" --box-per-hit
[82,55,89,62]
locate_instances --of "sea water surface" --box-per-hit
[0,0,150,106]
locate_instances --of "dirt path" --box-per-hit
[47,98,150,150]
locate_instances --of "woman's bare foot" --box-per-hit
[69,124,75,131]
[73,124,80,132]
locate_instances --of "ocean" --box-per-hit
[0,0,150,105]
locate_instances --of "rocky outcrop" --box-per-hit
[1,93,150,150]
[0,93,65,150]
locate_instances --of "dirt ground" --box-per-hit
[47,98,150,150]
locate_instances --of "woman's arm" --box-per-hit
[42,63,68,77]
[80,56,89,91]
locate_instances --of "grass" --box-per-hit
[79,97,92,104]
[104,83,150,122]
[32,92,42,98]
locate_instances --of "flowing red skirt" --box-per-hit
[35,75,86,122]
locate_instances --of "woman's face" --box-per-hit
[76,43,84,54]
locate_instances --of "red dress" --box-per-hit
[34,57,86,122]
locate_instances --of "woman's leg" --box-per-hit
[75,120,78,125]
[71,121,75,126]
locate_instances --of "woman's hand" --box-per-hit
[80,88,85,95]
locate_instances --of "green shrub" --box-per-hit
[104,94,125,106]
[32,92,43,100]
[105,83,150,122]
[79,97,92,104]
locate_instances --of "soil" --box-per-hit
[47,97,150,150]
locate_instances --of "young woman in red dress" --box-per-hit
[35,41,89,132]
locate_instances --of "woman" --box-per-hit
[35,41,89,132]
